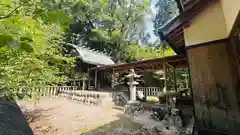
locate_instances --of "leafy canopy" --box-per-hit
[0,0,75,99]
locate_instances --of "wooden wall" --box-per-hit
[187,40,240,135]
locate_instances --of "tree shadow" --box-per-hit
[80,114,162,135]
[21,107,56,123]
[20,105,59,134]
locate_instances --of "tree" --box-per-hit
[122,43,174,62]
[153,0,179,35]
[0,0,75,99]
[66,0,151,62]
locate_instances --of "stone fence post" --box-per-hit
[82,77,86,91]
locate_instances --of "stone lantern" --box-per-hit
[124,69,143,116]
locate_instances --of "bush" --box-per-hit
[146,96,159,103]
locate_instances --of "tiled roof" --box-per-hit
[70,44,115,66]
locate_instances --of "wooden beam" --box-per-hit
[167,62,174,68]
[166,25,184,38]
[168,29,184,39]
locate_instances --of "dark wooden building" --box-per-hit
[66,43,115,89]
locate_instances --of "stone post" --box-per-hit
[94,70,97,89]
[111,68,115,88]
[82,77,86,91]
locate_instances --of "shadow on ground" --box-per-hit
[21,107,56,123]
[20,106,59,134]
[81,114,163,135]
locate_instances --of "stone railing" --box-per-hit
[58,90,108,105]
[136,87,162,97]
[22,86,111,106]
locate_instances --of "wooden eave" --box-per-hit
[159,0,219,54]
[89,55,188,73]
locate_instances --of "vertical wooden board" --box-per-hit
[188,42,240,135]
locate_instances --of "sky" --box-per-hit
[144,0,159,44]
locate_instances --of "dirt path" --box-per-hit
[18,97,126,135]
[17,97,183,135]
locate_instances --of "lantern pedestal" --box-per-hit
[124,100,144,116]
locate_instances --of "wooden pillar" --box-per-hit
[94,70,97,89]
[187,40,240,135]
[87,68,90,89]
[173,67,177,92]
[163,60,168,105]
[163,60,167,93]
[98,77,101,90]
[163,60,170,127]
[185,72,189,89]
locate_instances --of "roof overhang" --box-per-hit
[90,55,188,73]
[159,0,219,54]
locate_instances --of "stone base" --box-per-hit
[151,104,184,128]
[151,103,168,121]
[170,108,184,127]
[124,100,144,116]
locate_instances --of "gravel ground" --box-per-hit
[17,97,183,135]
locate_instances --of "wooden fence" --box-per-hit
[136,87,162,97]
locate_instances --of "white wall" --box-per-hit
[184,2,228,46]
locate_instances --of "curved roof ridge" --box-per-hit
[69,43,115,66]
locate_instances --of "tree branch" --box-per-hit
[80,6,95,29]
[0,5,22,20]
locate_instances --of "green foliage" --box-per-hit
[66,0,151,61]
[122,44,174,62]
[0,0,75,99]
[167,68,189,90]
[146,96,159,103]
[142,71,163,87]
[153,0,179,35]
[62,0,187,90]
